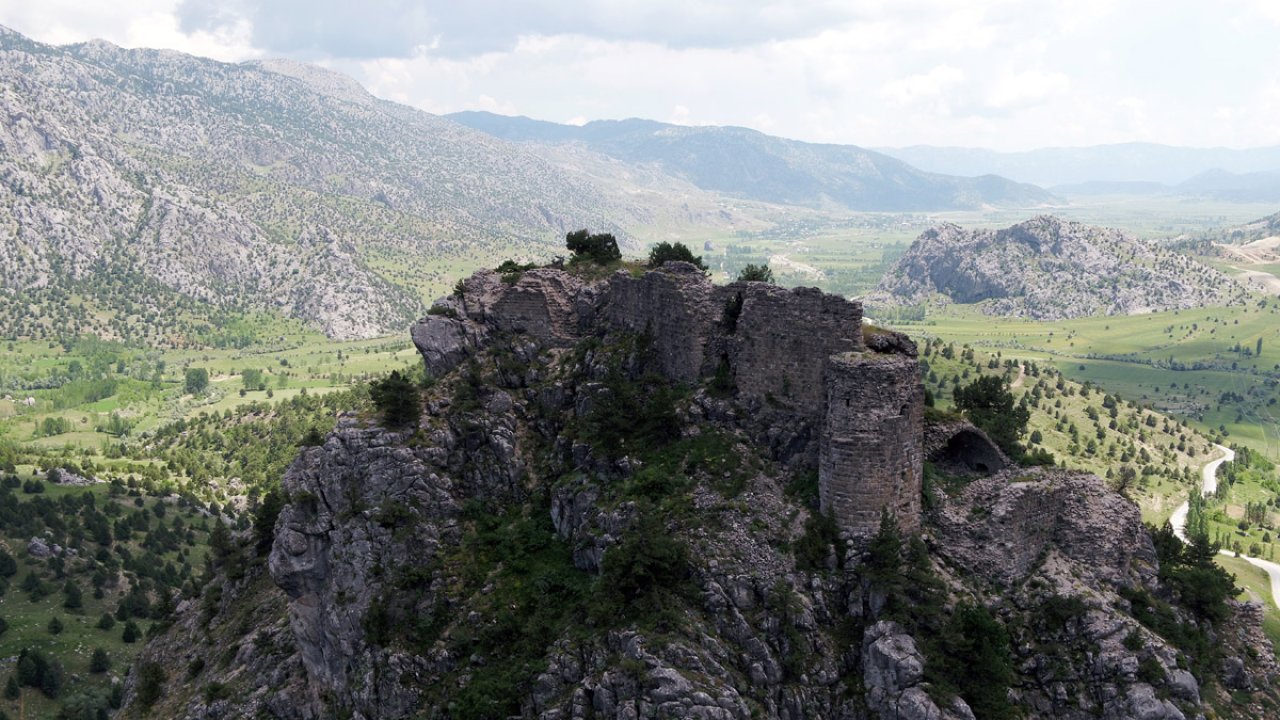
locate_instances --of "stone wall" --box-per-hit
[820,352,924,536]
[488,270,586,346]
[601,263,718,383]
[716,281,863,420]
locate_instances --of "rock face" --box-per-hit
[268,421,466,715]
[870,216,1242,319]
[933,468,1158,592]
[129,265,1280,720]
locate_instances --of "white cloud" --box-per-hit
[983,69,1070,111]
[882,65,966,111]
[2,0,1280,150]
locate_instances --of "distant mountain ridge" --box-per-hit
[878,142,1280,189]
[448,110,1055,211]
[869,216,1243,319]
[0,27,746,340]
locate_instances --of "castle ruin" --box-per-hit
[413,262,925,537]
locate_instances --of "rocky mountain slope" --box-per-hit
[448,111,1055,211]
[869,216,1244,319]
[118,263,1277,719]
[1216,210,1280,245]
[0,26,751,340]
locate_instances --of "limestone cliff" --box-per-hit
[122,265,1279,720]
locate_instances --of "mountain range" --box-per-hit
[879,143,1280,197]
[0,27,756,339]
[448,110,1054,211]
[0,26,1062,341]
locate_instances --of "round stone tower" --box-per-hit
[819,351,925,536]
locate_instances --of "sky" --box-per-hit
[2,0,1279,151]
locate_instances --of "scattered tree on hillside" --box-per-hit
[953,375,1029,456]
[184,367,209,395]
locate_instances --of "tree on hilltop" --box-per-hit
[647,241,707,271]
[370,370,421,429]
[565,229,621,265]
[736,264,774,283]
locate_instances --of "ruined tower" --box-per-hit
[819,351,925,536]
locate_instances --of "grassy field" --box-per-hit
[892,301,1280,457]
[1218,553,1280,642]
[0,333,417,450]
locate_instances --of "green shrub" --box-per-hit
[370,370,421,429]
[794,511,838,571]
[736,264,774,283]
[594,511,693,627]
[926,603,1016,720]
[647,241,707,271]
[136,661,167,708]
[89,648,111,673]
[565,229,621,265]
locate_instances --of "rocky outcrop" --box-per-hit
[267,421,465,716]
[870,216,1243,319]
[131,266,1280,720]
[863,622,973,720]
[933,468,1157,588]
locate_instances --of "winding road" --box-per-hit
[1170,444,1280,609]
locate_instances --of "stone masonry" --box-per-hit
[820,352,925,535]
[414,261,924,536]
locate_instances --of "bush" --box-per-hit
[253,489,285,556]
[927,603,1016,720]
[122,620,140,643]
[647,241,706,271]
[794,511,839,571]
[736,264,774,283]
[370,370,421,429]
[135,662,167,708]
[595,511,692,626]
[565,229,621,265]
[89,648,111,673]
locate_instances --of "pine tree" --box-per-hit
[89,648,111,673]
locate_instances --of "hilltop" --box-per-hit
[869,216,1244,319]
[107,262,1277,720]
[448,110,1055,211]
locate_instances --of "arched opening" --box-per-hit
[931,429,1006,476]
